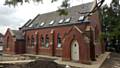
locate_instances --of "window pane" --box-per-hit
[65,18,71,23]
[57,33,62,48]
[59,19,64,24]
[41,35,44,47]
[40,22,45,26]
[45,34,49,47]
[27,37,30,46]
[49,20,55,25]
[78,16,84,21]
[31,35,34,46]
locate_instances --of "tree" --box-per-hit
[4,0,58,6]
[101,0,120,52]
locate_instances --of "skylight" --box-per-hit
[59,19,64,24]
[49,20,55,25]
[65,18,71,23]
[40,22,45,26]
[78,16,84,21]
[29,24,33,27]
[32,22,38,28]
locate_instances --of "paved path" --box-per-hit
[100,52,120,68]
[55,52,110,68]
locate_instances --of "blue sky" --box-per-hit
[0,0,112,34]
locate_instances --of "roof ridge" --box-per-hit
[37,2,94,16]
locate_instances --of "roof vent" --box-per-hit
[49,20,55,25]
[58,19,64,24]
[65,18,71,23]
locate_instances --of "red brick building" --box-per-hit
[4,2,105,64]
[4,28,25,54]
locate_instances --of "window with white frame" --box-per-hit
[6,36,9,48]
[57,33,62,48]
[27,36,30,46]
[45,34,49,47]
[31,35,34,46]
[41,35,44,47]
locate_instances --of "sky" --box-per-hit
[0,0,112,34]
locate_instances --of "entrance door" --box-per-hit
[71,41,79,61]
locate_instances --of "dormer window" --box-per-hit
[58,19,64,24]
[49,20,55,25]
[65,18,71,23]
[78,16,84,21]
[40,22,45,26]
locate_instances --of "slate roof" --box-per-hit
[22,2,94,30]
[20,19,32,28]
[10,30,24,40]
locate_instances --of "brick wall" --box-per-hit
[4,29,16,54]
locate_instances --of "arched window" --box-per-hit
[36,33,39,46]
[41,35,44,47]
[27,36,30,46]
[57,33,62,48]
[31,35,34,46]
[45,34,49,47]
[6,36,9,48]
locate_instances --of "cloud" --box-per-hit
[0,6,16,15]
[0,4,25,34]
[0,6,24,26]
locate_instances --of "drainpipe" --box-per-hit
[90,26,96,61]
